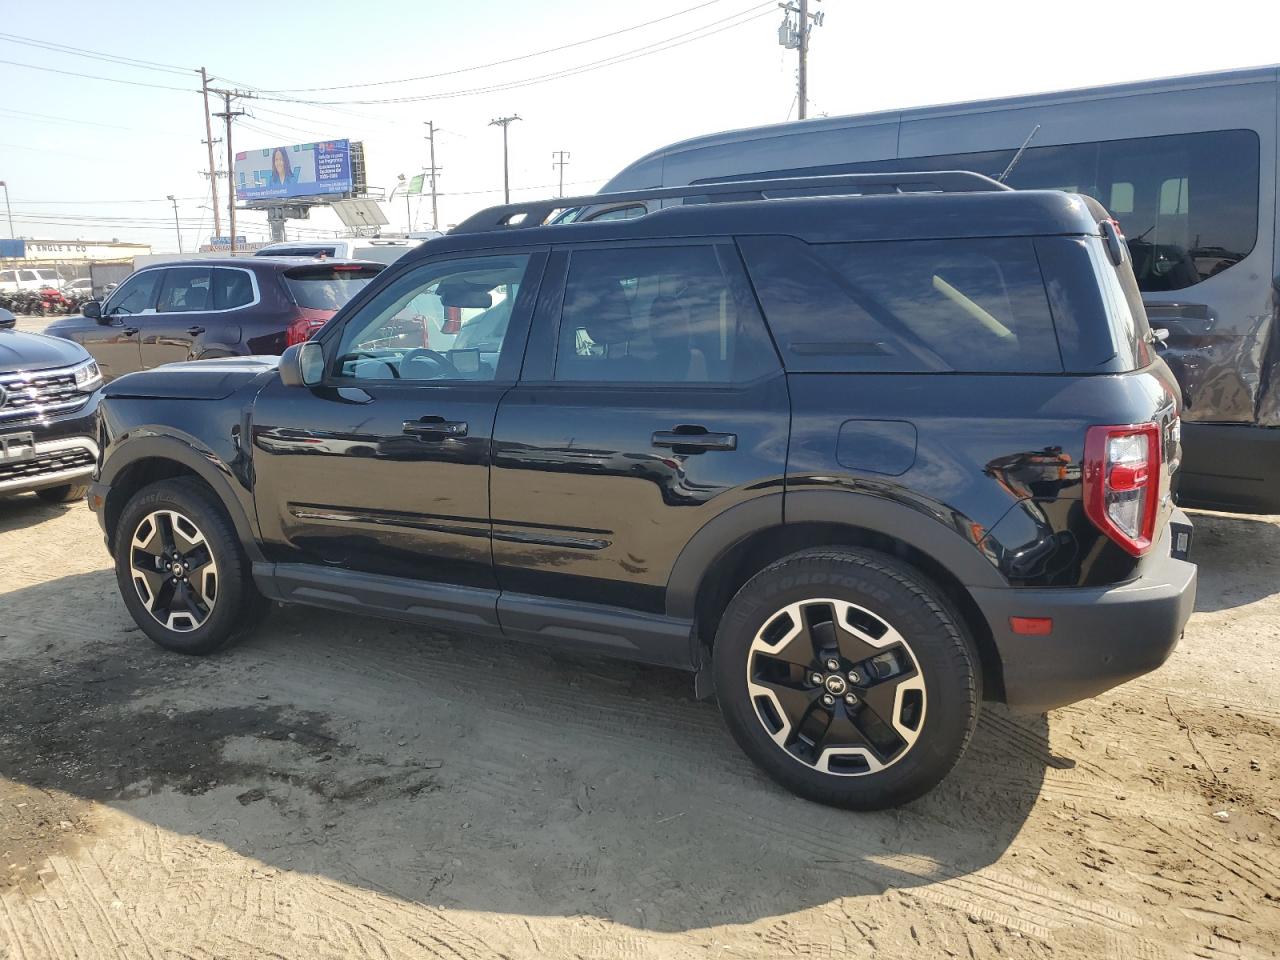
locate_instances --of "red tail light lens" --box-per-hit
[285,307,334,347]
[1083,423,1161,556]
[442,306,462,335]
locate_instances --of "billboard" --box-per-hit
[235,140,352,203]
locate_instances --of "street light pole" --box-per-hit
[0,181,13,239]
[166,195,183,253]
[489,115,521,204]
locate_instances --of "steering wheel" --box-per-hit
[400,348,461,380]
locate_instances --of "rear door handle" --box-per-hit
[403,416,469,439]
[652,426,737,453]
[187,325,206,336]
[121,327,139,337]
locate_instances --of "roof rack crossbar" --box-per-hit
[450,170,1011,235]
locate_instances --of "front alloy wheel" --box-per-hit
[747,598,925,776]
[129,509,219,632]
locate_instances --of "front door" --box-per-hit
[490,241,789,638]
[81,268,163,379]
[251,250,545,590]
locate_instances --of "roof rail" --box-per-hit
[450,170,1012,235]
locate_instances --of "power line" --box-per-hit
[0,56,193,91]
[257,0,732,93]
[0,106,181,135]
[0,56,194,92]
[259,3,776,105]
[0,32,192,76]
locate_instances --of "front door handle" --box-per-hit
[652,425,737,453]
[187,325,206,336]
[403,416,469,439]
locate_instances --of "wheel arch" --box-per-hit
[100,436,261,560]
[668,490,1008,701]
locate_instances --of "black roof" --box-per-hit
[406,187,1104,266]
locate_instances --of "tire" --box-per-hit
[113,477,268,655]
[713,548,980,810]
[35,482,89,504]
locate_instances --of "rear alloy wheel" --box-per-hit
[746,598,926,776]
[114,477,267,654]
[714,549,979,809]
[129,509,219,633]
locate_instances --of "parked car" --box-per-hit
[60,278,94,297]
[255,237,439,265]
[87,173,1196,810]
[43,258,384,381]
[0,307,101,503]
[0,267,62,294]
[600,65,1280,516]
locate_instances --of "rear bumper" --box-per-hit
[971,511,1197,711]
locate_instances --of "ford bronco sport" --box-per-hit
[89,173,1197,809]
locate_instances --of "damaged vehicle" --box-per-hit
[599,65,1280,513]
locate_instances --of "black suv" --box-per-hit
[0,308,101,503]
[89,173,1197,809]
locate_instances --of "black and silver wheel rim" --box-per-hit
[129,509,218,633]
[746,598,926,776]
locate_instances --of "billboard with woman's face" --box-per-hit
[235,140,353,202]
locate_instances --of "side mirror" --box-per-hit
[0,308,15,329]
[82,300,103,322]
[279,341,324,387]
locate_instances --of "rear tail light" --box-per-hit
[1083,423,1161,556]
[442,306,462,335]
[285,307,334,347]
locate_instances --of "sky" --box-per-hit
[1,0,1277,251]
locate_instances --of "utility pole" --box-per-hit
[489,115,521,204]
[552,150,570,198]
[0,181,12,239]
[166,195,183,253]
[778,0,823,119]
[198,67,222,241]
[212,89,248,253]
[423,121,441,231]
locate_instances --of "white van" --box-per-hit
[254,236,441,265]
[0,266,62,293]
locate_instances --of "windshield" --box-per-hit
[283,264,383,311]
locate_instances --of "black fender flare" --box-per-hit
[99,433,263,561]
[665,489,1006,622]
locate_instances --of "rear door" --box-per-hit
[489,240,788,662]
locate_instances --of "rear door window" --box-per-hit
[283,263,383,311]
[157,267,214,313]
[553,243,780,384]
[739,236,1061,373]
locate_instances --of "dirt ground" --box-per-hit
[0,493,1277,960]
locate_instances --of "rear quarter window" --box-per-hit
[739,236,1062,373]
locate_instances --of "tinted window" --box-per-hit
[711,129,1260,293]
[283,264,382,311]
[739,236,1060,373]
[158,267,213,313]
[212,268,255,310]
[334,255,530,382]
[554,244,779,383]
[106,270,162,316]
[19,270,39,282]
